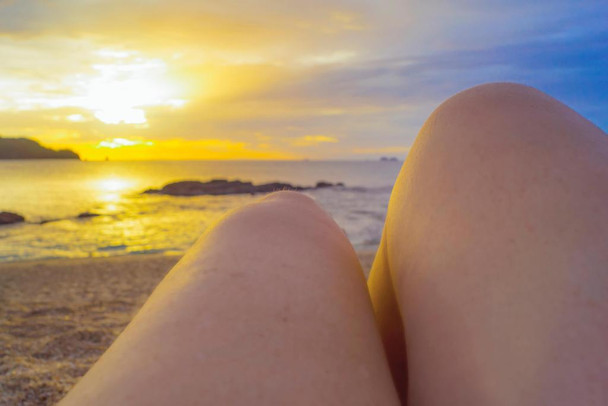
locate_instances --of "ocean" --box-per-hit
[0,160,401,262]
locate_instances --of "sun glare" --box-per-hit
[48,50,189,125]
[95,177,134,202]
[98,178,132,193]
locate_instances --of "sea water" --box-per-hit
[0,160,401,262]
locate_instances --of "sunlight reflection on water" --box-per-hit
[0,160,401,262]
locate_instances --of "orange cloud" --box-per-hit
[71,138,295,161]
[290,135,339,146]
[0,1,421,160]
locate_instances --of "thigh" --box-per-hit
[61,191,399,405]
[370,83,608,405]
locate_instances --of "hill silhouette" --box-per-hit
[0,137,80,160]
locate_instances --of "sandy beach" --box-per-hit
[0,251,376,405]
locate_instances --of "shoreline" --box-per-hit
[0,251,377,405]
[0,251,185,266]
[0,249,377,268]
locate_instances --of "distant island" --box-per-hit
[0,137,80,160]
[380,156,400,162]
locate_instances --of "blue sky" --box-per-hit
[0,0,606,159]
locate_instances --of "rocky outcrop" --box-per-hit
[0,211,25,225]
[316,181,344,188]
[0,137,80,160]
[39,212,100,225]
[77,212,100,219]
[143,179,344,196]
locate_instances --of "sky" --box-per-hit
[0,0,606,160]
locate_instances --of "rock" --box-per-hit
[143,179,346,197]
[380,156,400,162]
[144,179,309,196]
[315,181,345,188]
[315,181,334,188]
[145,180,253,196]
[0,211,25,225]
[77,212,99,219]
[39,218,60,225]
[252,182,306,193]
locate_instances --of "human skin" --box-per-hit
[369,83,608,405]
[60,192,400,405]
[61,83,608,405]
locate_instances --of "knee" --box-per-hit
[262,190,317,205]
[186,190,357,278]
[422,82,562,152]
[388,81,608,247]
[217,190,344,244]
[440,82,547,113]
[406,82,605,185]
[386,83,607,285]
[257,191,326,222]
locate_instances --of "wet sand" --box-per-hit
[0,252,376,405]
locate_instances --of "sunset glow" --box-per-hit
[79,53,187,125]
[0,1,605,160]
[97,138,154,149]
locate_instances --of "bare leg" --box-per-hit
[61,192,399,405]
[369,83,608,405]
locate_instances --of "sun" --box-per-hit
[71,50,187,125]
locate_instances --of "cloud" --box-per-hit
[96,138,153,148]
[290,135,339,146]
[77,138,293,161]
[0,0,606,159]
